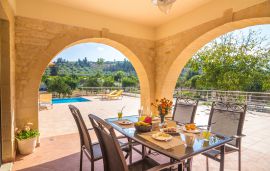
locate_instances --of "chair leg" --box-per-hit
[148,148,152,154]
[238,150,241,171]
[125,152,129,159]
[206,157,209,171]
[128,138,133,164]
[91,161,94,171]
[169,158,178,171]
[80,149,83,171]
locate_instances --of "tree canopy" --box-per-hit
[41,59,140,97]
[178,29,270,92]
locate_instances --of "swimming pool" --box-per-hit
[52,97,90,104]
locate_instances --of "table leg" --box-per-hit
[220,145,225,171]
[142,145,146,158]
[178,163,183,171]
[128,138,132,164]
[187,158,193,171]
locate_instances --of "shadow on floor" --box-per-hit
[15,153,103,171]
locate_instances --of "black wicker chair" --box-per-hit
[202,101,247,171]
[88,114,183,171]
[68,105,130,171]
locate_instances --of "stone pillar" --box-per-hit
[0,19,15,162]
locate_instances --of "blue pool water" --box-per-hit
[52,97,90,104]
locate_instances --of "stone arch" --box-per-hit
[39,37,151,109]
[160,18,270,99]
[16,34,152,129]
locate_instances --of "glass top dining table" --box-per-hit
[105,115,233,171]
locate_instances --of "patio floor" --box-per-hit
[38,96,140,138]
[13,96,270,170]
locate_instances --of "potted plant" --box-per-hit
[15,123,40,155]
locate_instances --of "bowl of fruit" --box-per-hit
[134,116,152,132]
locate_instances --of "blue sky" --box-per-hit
[54,42,127,62]
[53,24,270,62]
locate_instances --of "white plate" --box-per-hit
[152,132,173,141]
[118,120,132,125]
[182,127,201,134]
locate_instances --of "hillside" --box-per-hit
[44,57,136,76]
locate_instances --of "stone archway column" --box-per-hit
[0,0,16,162]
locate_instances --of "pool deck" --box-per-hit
[39,96,140,138]
[13,95,270,170]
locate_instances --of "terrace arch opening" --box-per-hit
[161,23,270,170]
[38,40,146,137]
[41,38,151,106]
[160,19,270,99]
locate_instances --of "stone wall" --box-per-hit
[14,1,270,133]
[15,16,156,129]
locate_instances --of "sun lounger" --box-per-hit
[106,90,124,100]
[100,90,118,99]
[39,93,53,109]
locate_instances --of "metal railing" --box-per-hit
[174,89,270,113]
[42,87,140,98]
[77,87,140,97]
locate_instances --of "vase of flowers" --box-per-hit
[16,123,40,155]
[151,98,173,124]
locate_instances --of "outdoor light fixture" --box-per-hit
[152,0,176,14]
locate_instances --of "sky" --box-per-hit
[53,24,270,62]
[53,42,127,62]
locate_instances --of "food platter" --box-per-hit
[152,132,173,141]
[118,120,132,125]
[182,127,201,134]
[160,127,180,134]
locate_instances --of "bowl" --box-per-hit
[135,125,152,132]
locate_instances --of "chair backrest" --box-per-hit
[68,105,93,157]
[172,97,198,124]
[208,101,247,147]
[88,114,128,171]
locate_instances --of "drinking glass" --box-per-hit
[138,106,143,117]
[185,133,195,147]
[201,130,211,140]
[118,112,123,120]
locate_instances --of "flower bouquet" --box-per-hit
[151,98,173,123]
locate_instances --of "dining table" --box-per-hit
[105,115,233,171]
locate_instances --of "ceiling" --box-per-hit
[43,0,213,27]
